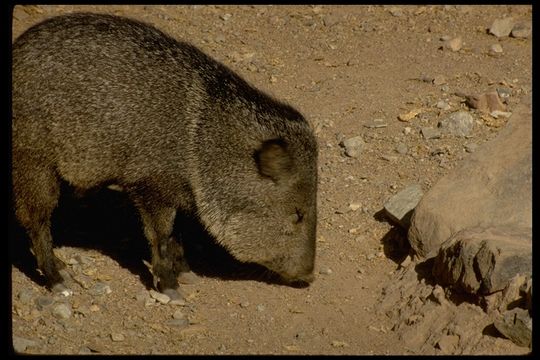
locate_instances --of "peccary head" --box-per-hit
[191,96,318,284]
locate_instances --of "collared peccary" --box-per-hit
[12,13,318,298]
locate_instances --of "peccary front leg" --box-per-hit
[135,204,184,299]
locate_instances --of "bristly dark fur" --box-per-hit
[12,12,318,296]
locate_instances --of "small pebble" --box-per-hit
[240,301,250,308]
[173,309,186,320]
[348,203,362,211]
[220,13,232,21]
[436,100,451,111]
[52,303,72,319]
[433,75,446,85]
[90,282,112,296]
[18,289,34,304]
[12,336,38,353]
[464,143,478,153]
[445,37,462,52]
[490,43,503,54]
[395,143,408,155]
[166,318,190,328]
[111,333,125,342]
[149,290,170,304]
[331,340,349,348]
[256,304,266,312]
[36,296,54,310]
[420,127,441,140]
[319,266,333,275]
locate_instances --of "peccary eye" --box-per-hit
[294,208,304,224]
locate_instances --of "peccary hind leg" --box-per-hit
[135,204,185,299]
[13,157,72,295]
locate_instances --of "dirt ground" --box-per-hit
[10,5,532,355]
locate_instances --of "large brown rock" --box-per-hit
[432,226,532,295]
[408,94,532,258]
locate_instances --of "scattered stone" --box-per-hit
[395,143,408,155]
[496,87,512,102]
[111,333,125,342]
[178,271,199,285]
[348,203,362,211]
[403,127,412,135]
[364,119,387,128]
[489,43,503,55]
[409,95,532,259]
[12,336,38,353]
[73,274,93,289]
[383,184,423,229]
[89,304,100,312]
[169,298,187,306]
[438,111,474,137]
[433,226,532,294]
[511,22,531,39]
[78,346,92,354]
[149,290,170,304]
[421,127,441,140]
[36,296,54,310]
[437,334,459,354]
[339,136,365,158]
[319,266,333,275]
[463,143,478,153]
[166,318,190,328]
[436,100,451,111]
[419,74,434,83]
[331,340,349,348]
[256,304,266,312]
[90,282,112,296]
[52,303,72,319]
[433,75,447,86]
[18,289,34,304]
[494,308,532,348]
[490,110,512,119]
[388,7,403,17]
[323,14,340,27]
[220,13,232,21]
[240,301,250,308]
[381,154,398,162]
[444,37,462,52]
[466,91,506,113]
[489,17,515,38]
[346,58,359,66]
[173,309,186,320]
[398,109,422,122]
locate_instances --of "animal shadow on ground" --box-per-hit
[373,209,411,265]
[10,182,299,291]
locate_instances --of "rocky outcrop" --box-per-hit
[408,94,532,259]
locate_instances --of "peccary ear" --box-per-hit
[255,138,294,181]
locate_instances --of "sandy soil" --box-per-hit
[10,5,532,355]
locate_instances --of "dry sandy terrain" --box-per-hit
[11,5,532,355]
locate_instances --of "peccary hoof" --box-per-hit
[177,271,199,284]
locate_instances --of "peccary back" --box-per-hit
[12,13,318,294]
